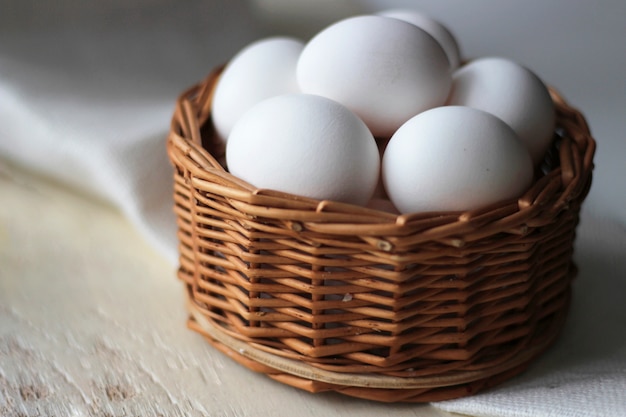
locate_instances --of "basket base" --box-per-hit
[185,287,569,403]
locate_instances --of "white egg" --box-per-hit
[226,94,380,206]
[447,57,556,165]
[377,8,461,69]
[211,37,304,141]
[297,15,451,138]
[382,106,534,213]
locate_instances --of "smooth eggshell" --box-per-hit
[297,15,451,138]
[211,37,304,141]
[382,106,534,213]
[226,94,380,206]
[447,57,556,165]
[377,8,461,69]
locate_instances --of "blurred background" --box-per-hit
[1,0,624,222]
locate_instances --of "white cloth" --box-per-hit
[1,1,625,416]
[0,0,261,265]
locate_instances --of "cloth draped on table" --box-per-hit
[1,2,624,416]
[0,0,261,265]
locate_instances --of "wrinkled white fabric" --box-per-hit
[1,1,625,416]
[0,0,261,264]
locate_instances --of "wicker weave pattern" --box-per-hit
[166,67,595,402]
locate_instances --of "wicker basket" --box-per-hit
[166,65,595,403]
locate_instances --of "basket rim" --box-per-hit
[167,66,596,238]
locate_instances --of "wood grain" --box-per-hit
[0,160,456,417]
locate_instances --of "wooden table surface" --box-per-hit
[0,160,458,416]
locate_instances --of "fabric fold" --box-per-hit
[0,0,262,265]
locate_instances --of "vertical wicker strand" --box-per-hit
[248,240,261,329]
[188,173,207,316]
[388,263,405,360]
[182,96,203,308]
[311,263,325,349]
[455,269,470,355]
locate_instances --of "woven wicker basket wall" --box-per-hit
[166,66,595,403]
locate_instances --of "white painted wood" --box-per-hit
[0,160,457,417]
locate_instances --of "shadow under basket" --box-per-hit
[166,66,596,403]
